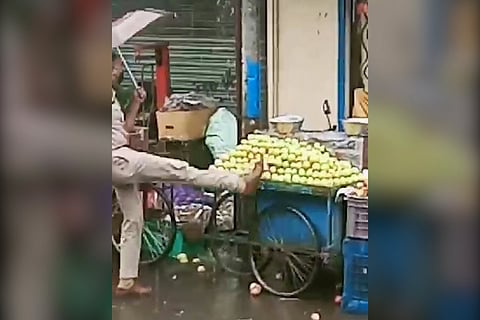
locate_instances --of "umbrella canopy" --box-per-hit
[112,8,172,48]
[112,8,173,89]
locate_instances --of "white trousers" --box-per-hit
[112,147,244,279]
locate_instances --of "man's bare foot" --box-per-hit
[115,281,152,297]
[241,158,264,195]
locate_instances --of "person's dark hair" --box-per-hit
[112,51,120,62]
[112,52,124,86]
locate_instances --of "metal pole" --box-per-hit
[235,0,243,141]
[115,47,140,90]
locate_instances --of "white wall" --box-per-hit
[268,0,339,130]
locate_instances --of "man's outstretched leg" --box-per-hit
[112,147,263,193]
[113,184,152,296]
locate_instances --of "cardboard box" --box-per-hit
[156,108,214,141]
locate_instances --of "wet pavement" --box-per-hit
[112,259,367,320]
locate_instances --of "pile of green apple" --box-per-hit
[214,133,364,189]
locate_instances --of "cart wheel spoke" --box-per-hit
[113,187,177,265]
[250,204,319,297]
[208,192,255,276]
[286,256,307,283]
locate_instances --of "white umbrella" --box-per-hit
[112,8,174,88]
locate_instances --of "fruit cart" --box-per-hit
[207,182,343,297]
[206,133,364,297]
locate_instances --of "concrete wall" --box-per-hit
[267,0,340,130]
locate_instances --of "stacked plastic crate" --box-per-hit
[341,196,368,314]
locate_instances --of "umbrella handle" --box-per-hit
[115,47,140,90]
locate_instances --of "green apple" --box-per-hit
[284,173,292,183]
[333,178,341,186]
[312,162,321,170]
[291,168,298,175]
[313,178,322,186]
[302,161,311,169]
[320,163,330,171]
[292,174,301,184]
[271,173,279,181]
[299,168,306,176]
[277,167,285,175]
[299,176,307,185]
[306,168,313,177]
[300,155,309,162]
[214,159,223,167]
[325,179,334,188]
[351,167,360,174]
[313,142,321,149]
[285,168,292,174]
[269,166,277,173]
[287,154,296,162]
[282,161,290,168]
[312,171,320,179]
[306,177,314,185]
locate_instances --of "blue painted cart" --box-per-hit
[207,181,344,297]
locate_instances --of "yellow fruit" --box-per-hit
[284,173,292,183]
[302,161,311,169]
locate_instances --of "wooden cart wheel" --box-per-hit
[249,204,319,297]
[112,186,177,264]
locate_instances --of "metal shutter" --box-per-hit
[112,0,237,109]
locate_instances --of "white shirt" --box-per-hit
[112,89,128,149]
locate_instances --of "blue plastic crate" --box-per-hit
[342,238,368,314]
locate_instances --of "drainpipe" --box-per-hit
[235,0,243,142]
[242,0,262,135]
